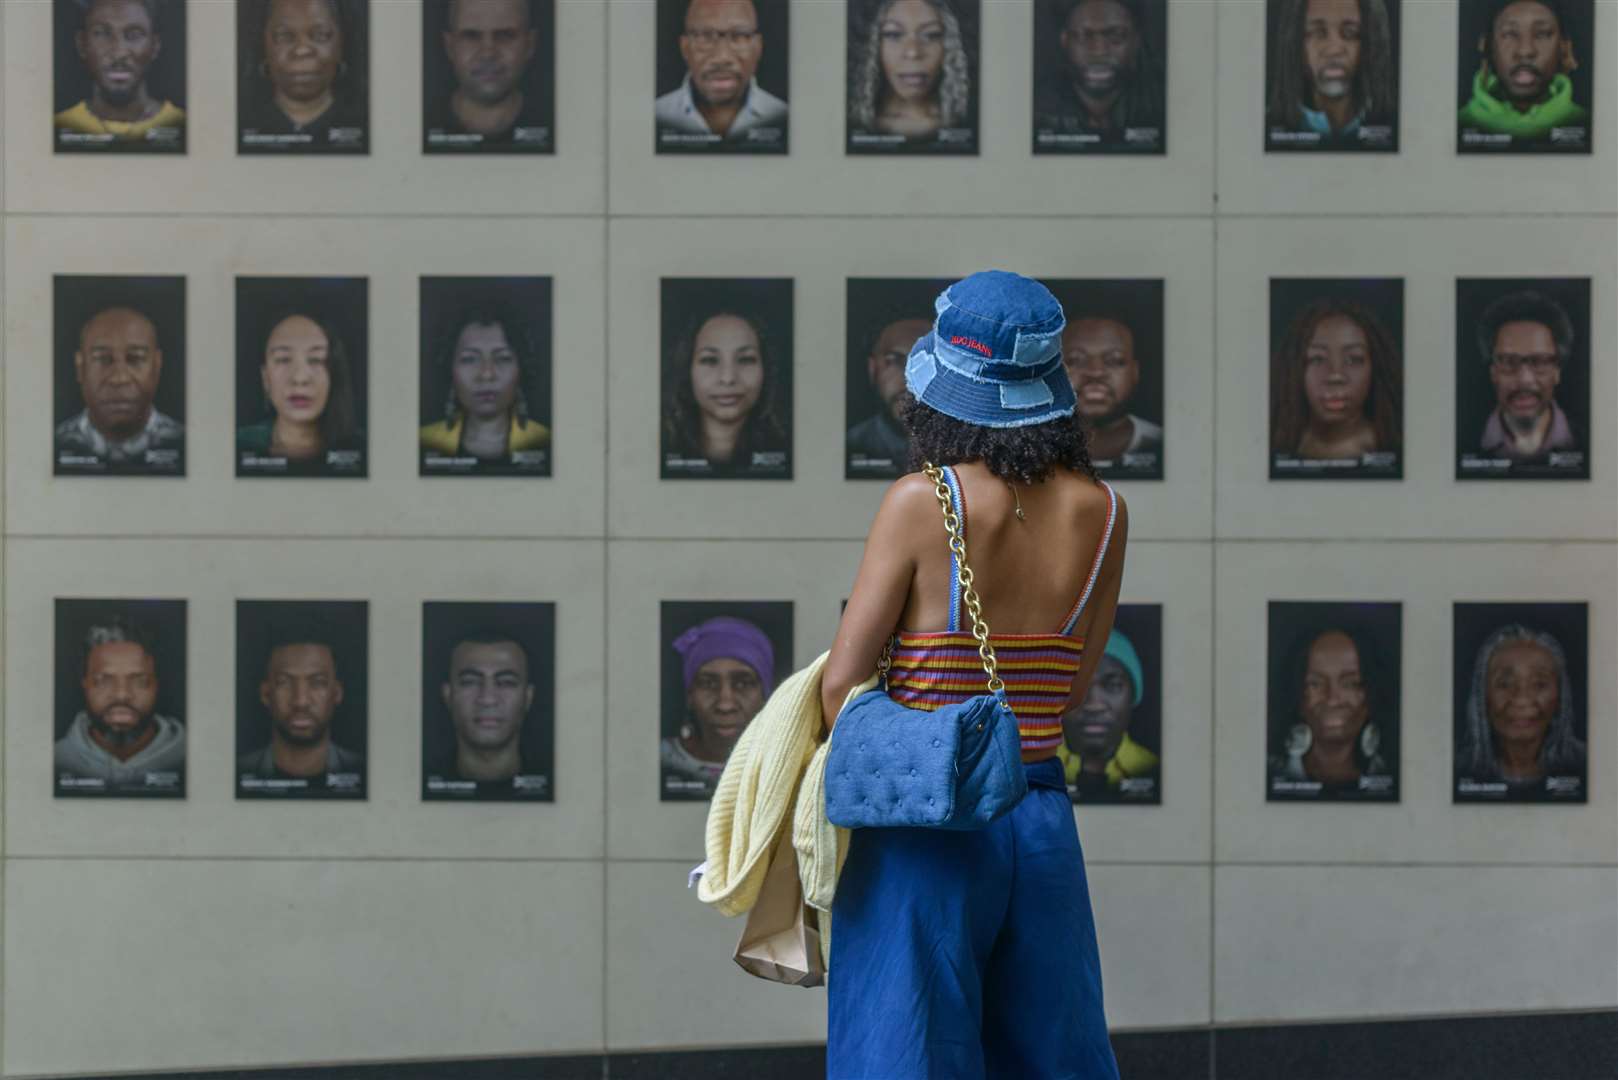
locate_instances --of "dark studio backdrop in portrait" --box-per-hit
[1455,277,1591,481]
[235,276,369,478]
[1269,277,1404,480]
[846,0,981,154]
[843,276,950,480]
[1456,0,1594,153]
[238,0,370,154]
[1062,603,1163,805]
[660,277,794,480]
[1045,278,1165,481]
[659,600,793,802]
[1032,0,1167,154]
[53,275,187,477]
[422,0,555,154]
[53,0,188,153]
[419,276,553,477]
[654,0,789,154]
[235,600,369,800]
[54,598,187,799]
[1266,601,1402,803]
[421,601,556,802]
[1264,0,1401,152]
[1453,601,1588,804]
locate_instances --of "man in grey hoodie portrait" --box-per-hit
[55,616,185,795]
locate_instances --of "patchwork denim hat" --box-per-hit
[904,270,1076,429]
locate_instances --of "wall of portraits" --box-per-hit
[1,0,1614,1077]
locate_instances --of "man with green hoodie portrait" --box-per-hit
[1459,0,1591,150]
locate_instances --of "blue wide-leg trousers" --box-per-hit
[827,759,1120,1080]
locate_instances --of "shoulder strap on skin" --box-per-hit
[942,466,966,633]
[1060,481,1119,637]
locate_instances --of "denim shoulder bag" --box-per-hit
[824,464,1029,831]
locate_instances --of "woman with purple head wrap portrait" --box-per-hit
[660,615,776,799]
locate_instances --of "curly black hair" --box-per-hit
[902,397,1097,485]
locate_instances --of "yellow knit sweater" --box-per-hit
[698,651,876,967]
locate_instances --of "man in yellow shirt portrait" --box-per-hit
[55,0,185,147]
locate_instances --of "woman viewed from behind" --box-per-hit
[822,270,1127,1079]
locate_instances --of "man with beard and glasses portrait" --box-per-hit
[1033,0,1165,152]
[655,0,787,147]
[1475,290,1580,465]
[429,633,536,788]
[846,312,932,472]
[55,617,185,795]
[239,631,363,789]
[1061,313,1161,469]
[1266,0,1398,150]
[55,304,184,471]
[426,0,551,150]
[55,0,185,146]
[1460,0,1589,148]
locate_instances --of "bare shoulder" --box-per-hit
[869,471,941,541]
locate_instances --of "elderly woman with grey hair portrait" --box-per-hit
[1456,623,1586,791]
[848,0,972,143]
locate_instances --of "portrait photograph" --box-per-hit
[846,0,980,154]
[844,277,947,480]
[660,600,792,801]
[1032,0,1167,155]
[655,0,788,154]
[1455,277,1590,480]
[236,276,369,478]
[1269,278,1404,480]
[53,0,187,153]
[1453,602,1587,803]
[238,0,370,154]
[53,275,186,477]
[54,599,187,799]
[419,276,553,477]
[1457,0,1594,153]
[236,600,368,800]
[423,0,555,154]
[1047,278,1165,480]
[660,277,794,480]
[1264,0,1400,152]
[1060,603,1162,805]
[1266,601,1401,802]
[422,602,556,802]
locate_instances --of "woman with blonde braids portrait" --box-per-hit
[847,0,978,152]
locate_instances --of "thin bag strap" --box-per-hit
[922,462,1004,695]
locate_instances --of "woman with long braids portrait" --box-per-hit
[1270,294,1403,474]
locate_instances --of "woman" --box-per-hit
[821,270,1126,1079]
[1269,624,1390,792]
[849,0,972,140]
[420,306,550,463]
[1457,624,1586,789]
[660,616,775,799]
[1271,297,1402,462]
[661,308,788,475]
[241,0,366,139]
[237,312,361,465]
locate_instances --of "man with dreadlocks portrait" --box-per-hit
[1458,0,1593,152]
[1264,0,1399,151]
[1033,0,1167,154]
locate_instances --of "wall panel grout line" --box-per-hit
[1207,0,1221,1068]
[599,0,613,1068]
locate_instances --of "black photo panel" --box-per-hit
[1266,601,1402,802]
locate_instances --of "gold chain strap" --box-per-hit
[924,463,1005,693]
[876,465,1005,695]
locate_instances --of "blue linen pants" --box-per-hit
[827,759,1120,1080]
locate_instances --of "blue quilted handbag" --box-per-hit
[823,465,1029,831]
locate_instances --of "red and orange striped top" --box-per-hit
[882,467,1118,757]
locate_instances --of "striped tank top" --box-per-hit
[883,466,1119,756]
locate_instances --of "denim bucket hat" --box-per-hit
[904,270,1076,429]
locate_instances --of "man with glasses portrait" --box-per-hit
[654,0,786,142]
[1475,290,1579,463]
